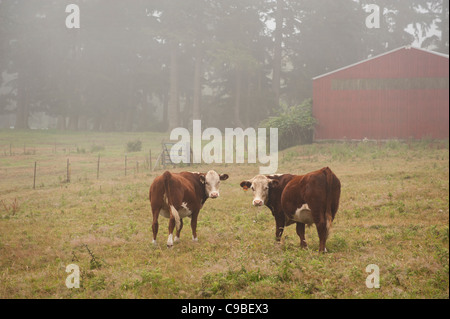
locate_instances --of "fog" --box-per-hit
[0,0,448,131]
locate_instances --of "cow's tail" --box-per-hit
[324,167,334,238]
[163,171,181,232]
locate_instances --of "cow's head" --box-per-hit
[240,175,279,206]
[199,170,229,199]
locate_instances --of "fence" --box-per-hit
[0,143,159,192]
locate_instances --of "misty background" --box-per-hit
[0,0,448,132]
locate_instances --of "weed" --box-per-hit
[277,256,293,282]
[200,266,268,297]
[0,198,20,216]
[89,275,107,291]
[83,244,102,270]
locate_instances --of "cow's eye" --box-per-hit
[251,186,255,191]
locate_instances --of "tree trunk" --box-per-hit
[123,80,135,131]
[15,74,29,129]
[137,89,151,131]
[68,112,79,131]
[93,116,102,131]
[162,93,168,130]
[101,112,115,131]
[245,78,251,127]
[123,108,134,131]
[272,0,284,106]
[234,68,244,127]
[167,44,179,131]
[57,115,66,130]
[78,115,88,131]
[192,44,202,121]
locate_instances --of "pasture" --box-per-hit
[0,130,448,299]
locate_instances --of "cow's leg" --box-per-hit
[275,225,284,242]
[274,213,285,242]
[190,213,198,242]
[296,222,307,248]
[167,215,176,248]
[316,221,328,253]
[151,208,160,246]
[175,218,183,242]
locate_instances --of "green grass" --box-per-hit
[0,131,448,299]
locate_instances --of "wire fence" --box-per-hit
[0,144,160,192]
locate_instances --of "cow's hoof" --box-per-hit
[174,236,180,242]
[152,240,157,246]
[167,244,173,249]
[192,237,198,242]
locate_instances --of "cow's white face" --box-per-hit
[200,170,229,198]
[240,175,278,206]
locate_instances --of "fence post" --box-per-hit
[67,158,70,183]
[125,154,127,176]
[97,154,100,180]
[33,161,37,189]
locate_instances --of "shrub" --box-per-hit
[126,139,142,152]
[90,144,105,153]
[260,98,316,150]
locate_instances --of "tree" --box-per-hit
[1,0,445,131]
[260,98,315,149]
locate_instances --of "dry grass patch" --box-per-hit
[0,133,448,298]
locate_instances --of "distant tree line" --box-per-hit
[0,0,448,131]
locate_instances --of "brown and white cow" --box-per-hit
[240,174,295,242]
[240,167,340,253]
[149,170,229,247]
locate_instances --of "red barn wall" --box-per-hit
[313,47,449,140]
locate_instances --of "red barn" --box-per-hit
[312,46,449,140]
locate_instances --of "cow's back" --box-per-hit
[149,172,203,211]
[281,167,340,221]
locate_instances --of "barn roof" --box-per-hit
[313,46,449,80]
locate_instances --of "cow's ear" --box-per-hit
[220,174,229,181]
[240,181,251,191]
[199,174,206,184]
[269,180,279,188]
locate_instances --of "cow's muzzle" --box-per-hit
[253,199,263,206]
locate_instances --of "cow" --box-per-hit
[149,170,229,248]
[240,174,295,242]
[240,167,340,253]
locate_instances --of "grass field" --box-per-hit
[0,130,448,299]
